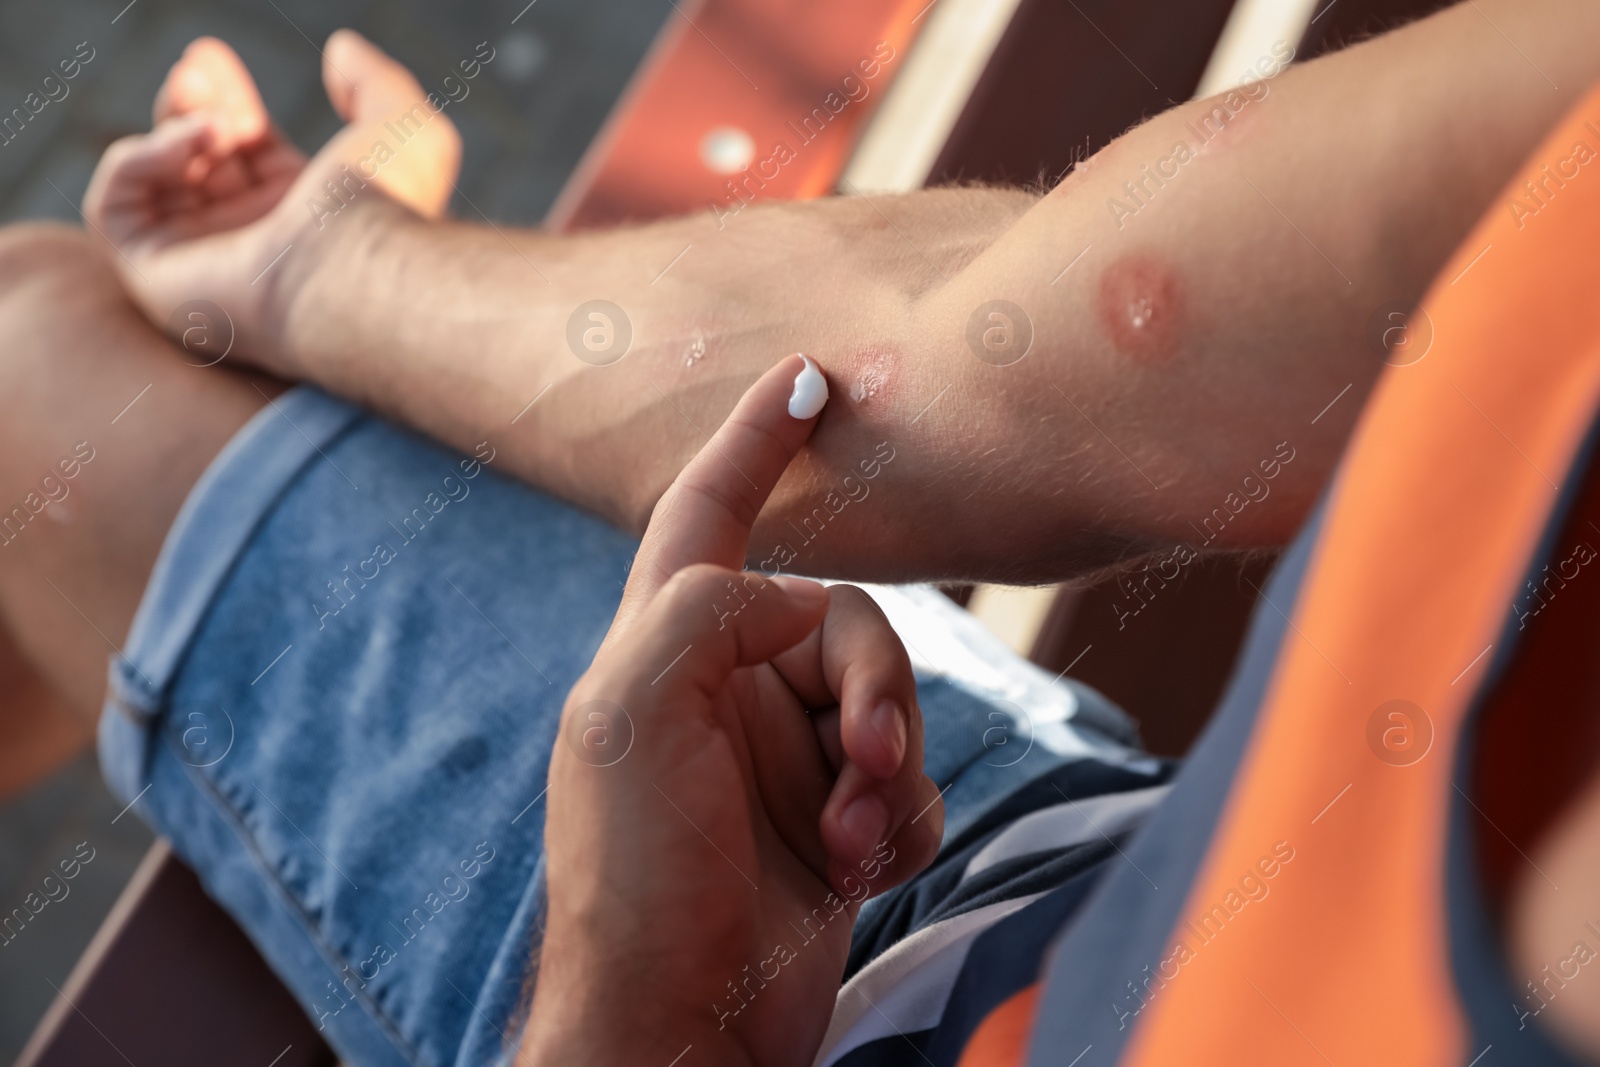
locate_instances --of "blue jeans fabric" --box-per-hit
[98,386,1151,1067]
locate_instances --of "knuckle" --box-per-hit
[832,586,911,662]
[674,472,761,531]
[98,133,147,173]
[831,584,890,625]
[660,563,733,607]
[725,412,789,461]
[829,583,877,612]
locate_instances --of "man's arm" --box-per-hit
[87,1,1600,583]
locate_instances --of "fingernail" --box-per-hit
[840,793,888,854]
[787,354,828,419]
[870,699,907,770]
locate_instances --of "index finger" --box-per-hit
[153,38,270,149]
[616,352,828,627]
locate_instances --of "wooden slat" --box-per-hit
[1196,0,1318,97]
[927,0,1240,187]
[842,0,1027,194]
[545,0,931,230]
[1298,0,1457,59]
[16,841,336,1067]
[1029,555,1279,757]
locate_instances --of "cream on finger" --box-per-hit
[787,354,829,419]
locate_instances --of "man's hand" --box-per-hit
[520,355,944,1067]
[82,32,459,368]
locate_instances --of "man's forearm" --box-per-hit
[272,186,1034,581]
[271,0,1600,583]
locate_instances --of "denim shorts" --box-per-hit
[97,386,1151,1067]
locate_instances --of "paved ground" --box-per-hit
[0,753,155,1062]
[0,0,667,227]
[0,0,666,1056]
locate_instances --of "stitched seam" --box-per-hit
[167,731,434,1067]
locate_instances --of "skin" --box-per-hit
[526,357,941,1067]
[76,4,1600,587]
[0,629,90,797]
[1096,254,1185,363]
[1514,770,1600,1056]
[0,221,281,732]
[0,1,1598,1061]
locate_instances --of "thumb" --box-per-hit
[312,30,462,219]
[323,30,425,124]
[607,565,831,706]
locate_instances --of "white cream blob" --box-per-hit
[787,354,829,419]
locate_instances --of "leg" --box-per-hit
[72,372,1145,1065]
[0,222,281,720]
[0,625,89,798]
[0,224,1150,1064]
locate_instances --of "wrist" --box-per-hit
[517,974,753,1067]
[519,1017,754,1067]
[260,193,416,379]
[516,916,758,1067]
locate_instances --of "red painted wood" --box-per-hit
[546,0,929,231]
